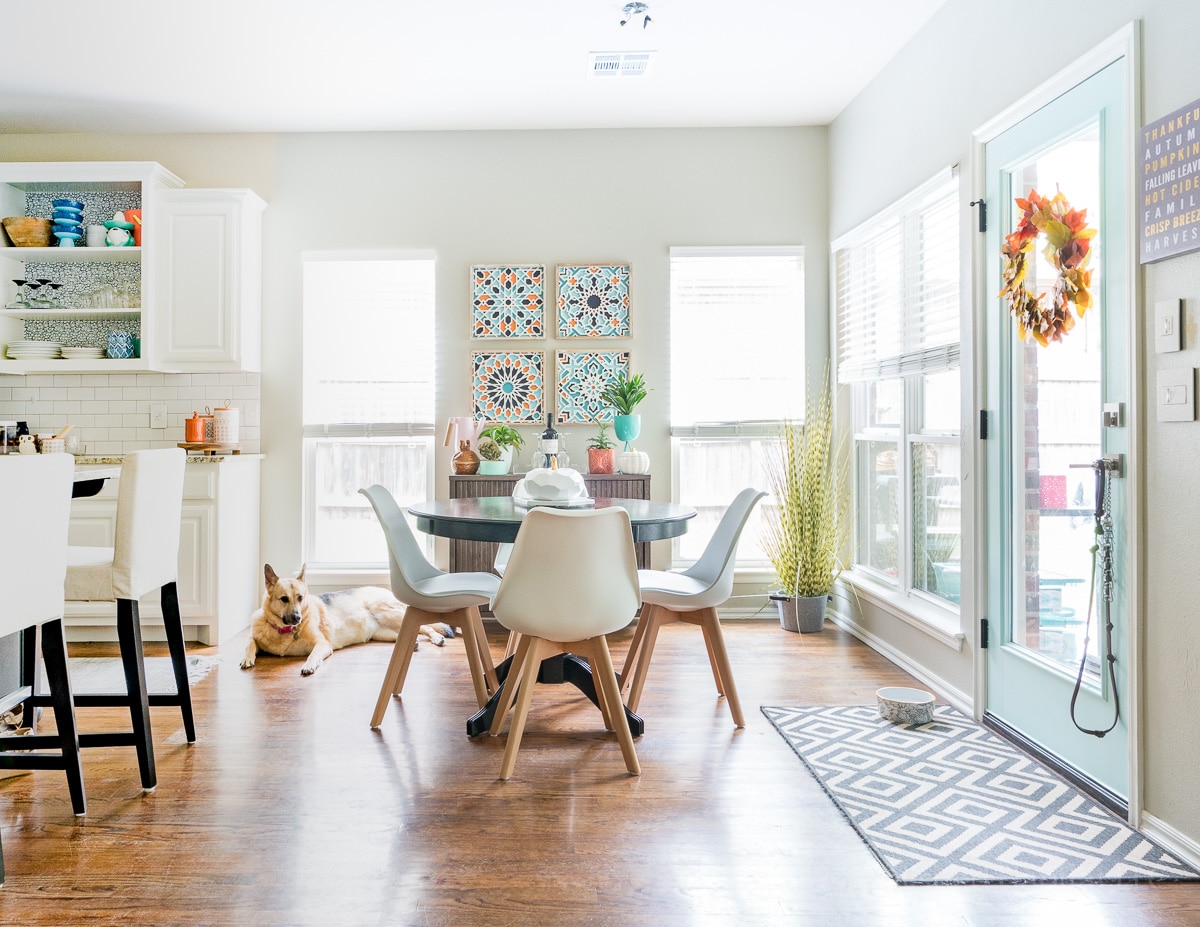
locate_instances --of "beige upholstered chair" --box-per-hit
[57,448,189,791]
[360,485,501,726]
[489,506,641,780]
[619,488,766,728]
[0,454,85,828]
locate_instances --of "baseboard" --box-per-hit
[1139,812,1200,871]
[825,606,973,713]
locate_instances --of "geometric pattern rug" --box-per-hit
[763,705,1200,885]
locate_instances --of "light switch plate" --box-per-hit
[1156,298,1182,353]
[1157,368,1195,422]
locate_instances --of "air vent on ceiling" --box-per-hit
[588,51,656,78]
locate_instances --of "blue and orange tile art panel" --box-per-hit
[471,350,545,423]
[555,350,629,423]
[472,265,545,339]
[555,264,631,338]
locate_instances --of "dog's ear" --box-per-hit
[264,564,279,589]
[296,563,307,582]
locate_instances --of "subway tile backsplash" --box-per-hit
[0,372,261,455]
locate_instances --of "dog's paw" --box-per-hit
[239,657,256,669]
[300,663,319,676]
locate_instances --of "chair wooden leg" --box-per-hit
[583,636,640,776]
[503,630,519,660]
[160,582,195,743]
[370,608,425,728]
[499,637,547,780]
[618,605,653,700]
[116,599,156,790]
[40,619,85,815]
[625,606,671,714]
[696,607,744,728]
[458,606,498,704]
[489,634,534,737]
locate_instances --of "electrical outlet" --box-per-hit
[150,404,167,429]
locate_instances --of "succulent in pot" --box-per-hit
[586,423,615,474]
[476,436,509,474]
[478,424,525,472]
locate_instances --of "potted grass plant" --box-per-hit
[762,367,849,632]
[599,370,650,451]
[586,423,616,474]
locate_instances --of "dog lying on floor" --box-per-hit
[240,564,450,676]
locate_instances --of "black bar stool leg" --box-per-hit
[160,582,195,743]
[40,619,85,816]
[19,623,41,731]
[115,599,156,791]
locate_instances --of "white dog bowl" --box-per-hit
[876,686,936,724]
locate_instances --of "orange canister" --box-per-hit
[185,411,206,443]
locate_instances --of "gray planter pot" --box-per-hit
[771,594,827,633]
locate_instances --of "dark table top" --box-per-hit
[409,496,696,544]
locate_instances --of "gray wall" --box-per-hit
[828,0,1200,850]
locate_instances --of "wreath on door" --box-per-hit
[998,188,1096,347]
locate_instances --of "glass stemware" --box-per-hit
[9,279,27,309]
[47,282,64,310]
[24,281,42,309]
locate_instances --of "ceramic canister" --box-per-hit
[106,330,135,359]
[213,405,239,444]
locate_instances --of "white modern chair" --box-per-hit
[0,454,86,826]
[619,488,766,728]
[55,448,188,792]
[360,485,501,726]
[489,506,641,780]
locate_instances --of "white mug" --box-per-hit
[86,224,106,247]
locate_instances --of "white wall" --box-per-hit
[828,0,1200,850]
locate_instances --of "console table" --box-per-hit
[448,473,651,572]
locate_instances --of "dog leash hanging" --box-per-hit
[1069,457,1120,738]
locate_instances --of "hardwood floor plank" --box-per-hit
[0,620,1197,925]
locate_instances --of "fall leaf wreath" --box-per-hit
[998,188,1097,347]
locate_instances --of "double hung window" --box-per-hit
[301,253,436,570]
[669,246,805,567]
[833,169,962,610]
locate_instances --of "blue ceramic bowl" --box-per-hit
[52,218,82,229]
[51,198,84,211]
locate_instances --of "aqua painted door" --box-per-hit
[983,59,1130,799]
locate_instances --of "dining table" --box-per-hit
[408,495,697,737]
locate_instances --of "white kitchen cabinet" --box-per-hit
[154,188,266,372]
[65,456,262,645]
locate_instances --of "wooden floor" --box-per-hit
[1,619,1197,926]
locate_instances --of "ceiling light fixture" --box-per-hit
[619,2,652,29]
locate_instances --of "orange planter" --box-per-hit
[125,209,143,246]
[587,448,614,474]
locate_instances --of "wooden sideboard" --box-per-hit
[448,473,651,573]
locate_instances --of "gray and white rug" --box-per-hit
[763,704,1200,885]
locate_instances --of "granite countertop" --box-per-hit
[75,452,264,465]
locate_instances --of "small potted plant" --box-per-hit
[477,424,525,473]
[762,367,848,632]
[476,437,508,474]
[586,423,615,474]
[599,371,650,451]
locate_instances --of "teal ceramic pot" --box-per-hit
[612,414,641,448]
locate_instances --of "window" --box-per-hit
[833,168,961,609]
[302,253,436,570]
[669,246,805,565]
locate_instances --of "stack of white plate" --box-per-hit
[61,346,106,360]
[6,340,63,360]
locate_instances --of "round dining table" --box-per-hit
[408,495,697,737]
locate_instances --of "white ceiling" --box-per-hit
[2,0,947,135]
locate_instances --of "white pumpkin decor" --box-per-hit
[616,449,650,474]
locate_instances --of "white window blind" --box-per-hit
[833,169,960,383]
[302,253,436,435]
[669,246,805,433]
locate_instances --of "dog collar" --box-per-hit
[278,625,299,636]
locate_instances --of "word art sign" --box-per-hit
[1141,97,1200,264]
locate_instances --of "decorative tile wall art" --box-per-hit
[471,350,545,424]
[555,263,631,338]
[555,350,629,423]
[471,264,545,339]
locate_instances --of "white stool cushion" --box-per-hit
[65,546,117,601]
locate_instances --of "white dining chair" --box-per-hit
[619,488,766,728]
[488,506,641,780]
[0,454,86,828]
[54,448,188,792]
[359,485,501,726]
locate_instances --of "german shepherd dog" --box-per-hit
[241,564,409,676]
